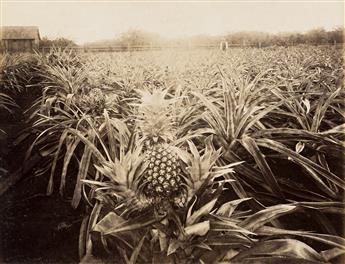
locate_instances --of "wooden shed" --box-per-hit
[0,26,40,52]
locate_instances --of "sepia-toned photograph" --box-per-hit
[0,0,344,263]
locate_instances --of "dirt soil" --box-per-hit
[0,90,84,263]
[0,187,83,263]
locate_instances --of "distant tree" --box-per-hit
[327,27,344,44]
[40,37,77,49]
[288,33,306,45]
[118,30,161,49]
[306,28,328,45]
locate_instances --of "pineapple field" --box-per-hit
[0,46,344,263]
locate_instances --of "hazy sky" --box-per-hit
[1,0,344,44]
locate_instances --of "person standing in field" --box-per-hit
[220,39,228,51]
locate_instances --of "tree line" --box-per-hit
[40,27,344,49]
[223,28,343,47]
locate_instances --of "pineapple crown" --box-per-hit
[135,89,177,143]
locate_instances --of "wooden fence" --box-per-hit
[39,43,257,53]
[4,42,341,54]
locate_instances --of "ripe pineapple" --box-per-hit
[136,89,186,209]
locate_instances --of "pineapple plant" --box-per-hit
[135,89,187,210]
[76,87,106,116]
[14,47,344,264]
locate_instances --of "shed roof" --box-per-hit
[0,26,40,40]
